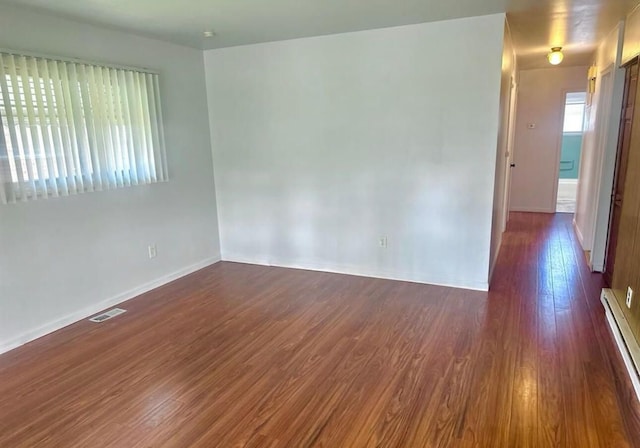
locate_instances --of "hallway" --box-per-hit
[490,212,640,446]
[1,214,640,447]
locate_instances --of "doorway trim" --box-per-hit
[585,65,614,255]
[590,62,627,272]
[502,74,518,231]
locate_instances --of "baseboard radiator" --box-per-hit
[601,289,640,400]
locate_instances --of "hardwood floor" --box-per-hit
[1,213,640,447]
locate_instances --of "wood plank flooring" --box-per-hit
[1,212,640,447]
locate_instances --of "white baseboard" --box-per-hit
[572,219,595,270]
[510,206,555,213]
[489,235,503,287]
[221,254,489,292]
[0,255,221,355]
[573,218,585,247]
[601,289,640,401]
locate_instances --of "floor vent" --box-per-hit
[89,308,127,323]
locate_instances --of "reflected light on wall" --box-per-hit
[548,0,567,65]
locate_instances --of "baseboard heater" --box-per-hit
[601,289,640,401]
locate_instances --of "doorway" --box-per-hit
[509,67,591,214]
[556,92,587,213]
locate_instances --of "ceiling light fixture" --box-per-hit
[203,31,216,38]
[547,47,564,66]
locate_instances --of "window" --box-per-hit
[562,92,587,133]
[0,51,167,204]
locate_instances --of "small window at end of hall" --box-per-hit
[563,92,587,134]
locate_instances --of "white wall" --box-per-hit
[0,5,221,353]
[489,20,517,282]
[623,4,640,65]
[510,66,588,213]
[575,24,625,269]
[205,14,506,291]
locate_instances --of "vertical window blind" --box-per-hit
[0,51,168,204]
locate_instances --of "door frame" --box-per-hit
[502,74,518,230]
[603,57,638,281]
[591,62,628,272]
[586,65,614,252]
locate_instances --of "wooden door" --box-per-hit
[604,59,639,285]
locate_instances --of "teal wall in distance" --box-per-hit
[559,133,582,179]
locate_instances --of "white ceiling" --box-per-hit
[2,0,639,69]
[509,0,639,68]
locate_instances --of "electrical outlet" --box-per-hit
[379,236,388,248]
[627,287,634,309]
[148,244,157,259]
